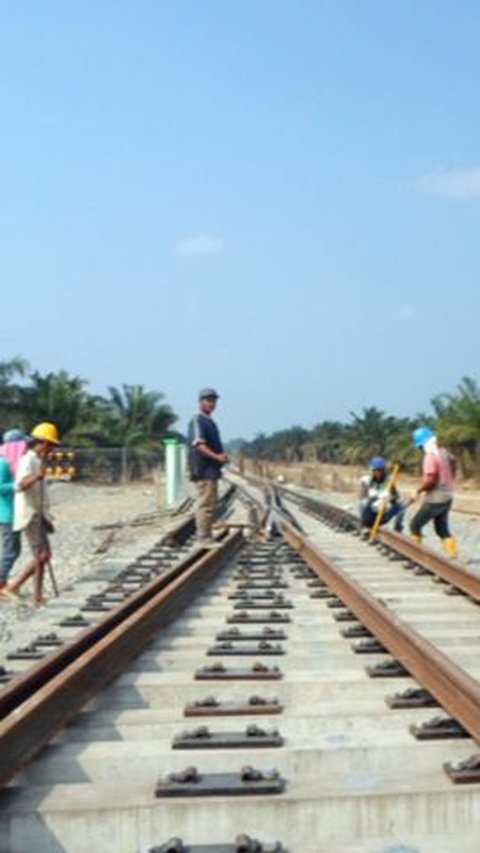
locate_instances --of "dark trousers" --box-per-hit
[410,499,452,539]
[361,502,405,532]
[0,523,21,583]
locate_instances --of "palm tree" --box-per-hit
[102,384,177,448]
[343,407,398,464]
[19,370,90,438]
[432,376,480,482]
[310,420,345,463]
[0,356,29,428]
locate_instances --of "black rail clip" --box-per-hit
[310,588,335,599]
[148,838,287,853]
[173,725,283,750]
[444,754,480,784]
[207,642,284,656]
[410,716,468,740]
[59,614,90,627]
[326,598,345,609]
[34,633,63,647]
[366,659,409,678]
[340,625,372,639]
[155,766,286,797]
[333,610,356,622]
[385,687,438,709]
[195,663,282,681]
[227,611,290,624]
[352,638,387,654]
[185,695,283,717]
[7,644,45,661]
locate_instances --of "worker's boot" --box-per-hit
[411,534,423,544]
[442,537,458,559]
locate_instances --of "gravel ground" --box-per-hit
[0,480,165,650]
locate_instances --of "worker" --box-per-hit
[359,456,405,535]
[1,422,60,605]
[188,388,228,546]
[410,426,457,558]
[0,429,28,592]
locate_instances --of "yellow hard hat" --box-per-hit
[31,422,60,445]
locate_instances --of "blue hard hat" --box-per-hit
[413,426,434,448]
[2,428,28,443]
[370,456,387,470]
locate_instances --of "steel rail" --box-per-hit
[0,508,198,721]
[378,528,480,602]
[0,484,238,721]
[281,519,480,745]
[0,528,244,788]
[277,484,480,603]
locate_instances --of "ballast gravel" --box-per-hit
[0,481,165,660]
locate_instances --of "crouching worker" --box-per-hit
[359,456,405,536]
[2,422,60,606]
[410,426,457,558]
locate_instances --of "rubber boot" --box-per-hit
[442,537,458,559]
[411,534,423,544]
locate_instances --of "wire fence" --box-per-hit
[47,447,163,484]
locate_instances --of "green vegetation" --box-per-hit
[236,376,480,482]
[0,357,177,449]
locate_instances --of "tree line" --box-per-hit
[236,376,480,482]
[0,357,177,449]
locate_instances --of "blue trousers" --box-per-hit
[0,523,21,583]
[361,502,405,532]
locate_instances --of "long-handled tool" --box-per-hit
[369,464,400,542]
[46,560,59,597]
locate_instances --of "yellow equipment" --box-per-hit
[369,464,400,542]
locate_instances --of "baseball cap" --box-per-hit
[199,387,219,399]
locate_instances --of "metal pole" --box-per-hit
[47,560,59,597]
[121,446,127,484]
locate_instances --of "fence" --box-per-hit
[47,447,164,484]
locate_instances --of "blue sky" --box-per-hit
[1,1,479,439]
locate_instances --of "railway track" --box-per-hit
[1,480,480,851]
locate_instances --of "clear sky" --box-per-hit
[1,1,479,440]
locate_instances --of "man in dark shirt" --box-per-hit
[188,388,229,545]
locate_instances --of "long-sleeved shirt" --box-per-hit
[0,457,15,524]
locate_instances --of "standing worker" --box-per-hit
[410,426,457,558]
[188,388,229,546]
[0,429,28,593]
[359,456,405,536]
[2,422,60,605]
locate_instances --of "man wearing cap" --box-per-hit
[359,456,405,536]
[1,422,60,605]
[188,389,229,545]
